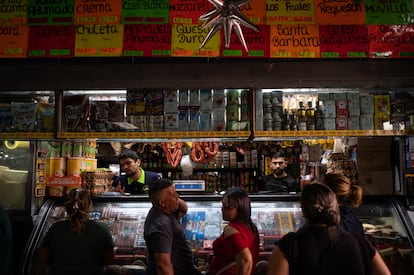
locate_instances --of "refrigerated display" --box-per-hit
[21,194,414,275]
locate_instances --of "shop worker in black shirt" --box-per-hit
[113,149,161,194]
[260,152,300,193]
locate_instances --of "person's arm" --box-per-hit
[371,251,391,275]
[153,252,174,275]
[177,198,188,218]
[234,247,253,275]
[222,226,253,275]
[266,246,289,275]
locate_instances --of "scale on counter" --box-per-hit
[173,180,205,192]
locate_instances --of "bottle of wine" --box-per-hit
[315,101,324,130]
[297,101,307,131]
[306,101,315,130]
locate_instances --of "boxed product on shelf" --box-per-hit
[126,90,146,115]
[374,95,391,115]
[164,89,179,112]
[324,117,336,130]
[360,114,374,130]
[335,99,349,117]
[164,113,179,131]
[178,109,189,131]
[199,111,212,131]
[317,92,331,101]
[360,95,374,114]
[189,89,200,106]
[336,116,348,130]
[322,100,336,118]
[348,116,360,130]
[189,108,200,131]
[145,90,164,115]
[200,89,213,111]
[179,89,189,106]
[374,114,391,130]
[347,92,360,116]
[11,102,38,131]
[212,89,226,109]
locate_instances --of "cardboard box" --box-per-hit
[317,92,331,101]
[348,116,360,130]
[374,114,391,130]
[336,116,348,130]
[358,170,393,195]
[348,98,360,116]
[323,100,336,118]
[360,114,374,130]
[336,99,349,117]
[360,95,374,114]
[324,118,336,130]
[374,95,391,115]
[200,89,213,111]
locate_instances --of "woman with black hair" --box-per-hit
[207,187,260,275]
[266,183,390,275]
[37,189,114,275]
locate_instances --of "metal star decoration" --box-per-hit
[199,0,260,52]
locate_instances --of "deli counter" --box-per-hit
[20,194,414,275]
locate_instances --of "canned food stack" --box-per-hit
[46,140,98,197]
[263,91,283,131]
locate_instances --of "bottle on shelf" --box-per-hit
[306,101,315,130]
[290,109,298,131]
[282,109,291,131]
[297,101,307,131]
[315,101,324,130]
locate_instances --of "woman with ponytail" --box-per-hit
[266,184,390,275]
[37,189,114,275]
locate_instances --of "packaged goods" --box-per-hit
[63,95,90,131]
[11,102,38,131]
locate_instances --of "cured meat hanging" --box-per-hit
[162,142,183,168]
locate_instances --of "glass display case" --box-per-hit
[21,194,414,275]
[0,140,32,209]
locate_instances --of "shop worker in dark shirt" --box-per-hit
[113,149,160,194]
[261,152,300,193]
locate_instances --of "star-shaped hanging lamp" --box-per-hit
[199,0,260,52]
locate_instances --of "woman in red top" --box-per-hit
[207,187,260,275]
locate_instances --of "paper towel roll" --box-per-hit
[4,141,29,150]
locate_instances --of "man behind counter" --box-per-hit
[113,149,161,194]
[260,152,300,194]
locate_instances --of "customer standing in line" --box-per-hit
[260,152,300,193]
[144,178,200,275]
[37,189,114,275]
[0,203,13,275]
[266,183,390,275]
[322,172,365,236]
[207,187,260,275]
[113,149,161,194]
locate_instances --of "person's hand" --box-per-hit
[114,183,125,193]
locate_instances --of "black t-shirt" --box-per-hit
[277,225,375,275]
[261,174,300,193]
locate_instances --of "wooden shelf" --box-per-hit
[57,131,251,140]
[0,132,54,140]
[254,130,409,138]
